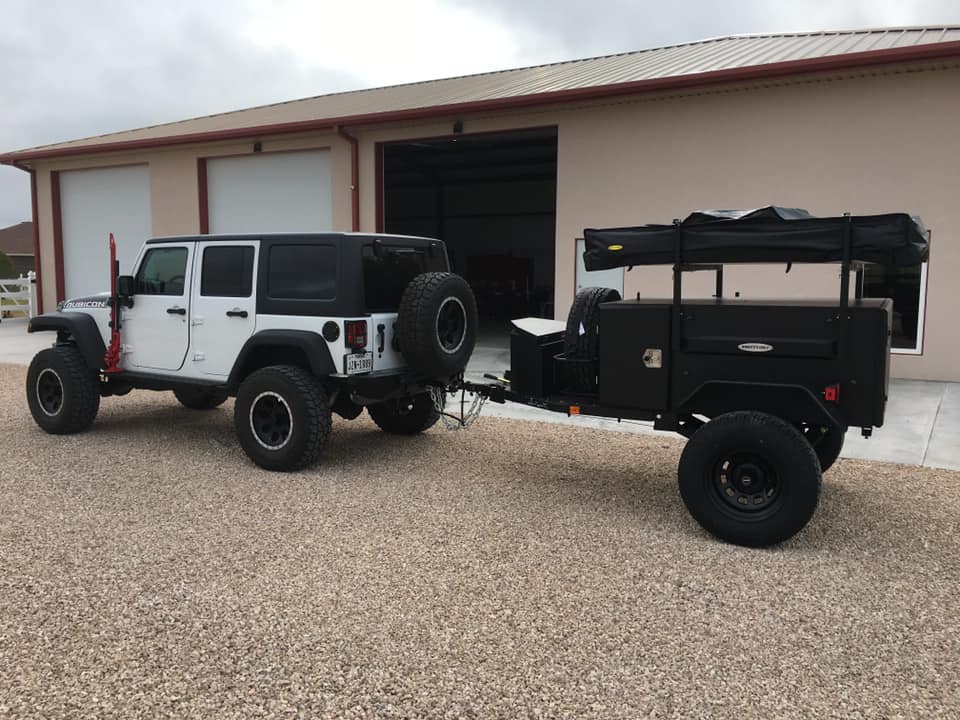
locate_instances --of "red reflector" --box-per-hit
[344,320,367,349]
[824,384,840,402]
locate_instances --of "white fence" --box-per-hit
[0,271,37,321]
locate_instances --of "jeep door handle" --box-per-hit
[166,306,186,315]
[226,310,249,318]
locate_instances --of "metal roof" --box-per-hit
[5,26,960,162]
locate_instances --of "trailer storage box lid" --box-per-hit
[583,206,928,270]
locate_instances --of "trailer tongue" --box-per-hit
[450,207,929,548]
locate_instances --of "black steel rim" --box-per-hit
[711,451,782,513]
[36,369,64,416]
[436,297,466,354]
[249,392,292,450]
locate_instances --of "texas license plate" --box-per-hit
[345,352,373,374]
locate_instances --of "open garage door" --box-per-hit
[382,128,558,344]
[206,150,332,234]
[60,165,152,299]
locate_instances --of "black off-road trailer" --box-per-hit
[461,207,929,547]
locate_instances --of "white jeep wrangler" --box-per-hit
[26,233,478,471]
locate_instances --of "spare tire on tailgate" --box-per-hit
[564,286,621,391]
[397,272,478,378]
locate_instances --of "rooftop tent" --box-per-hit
[583,206,929,270]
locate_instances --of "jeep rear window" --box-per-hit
[363,244,446,311]
[267,244,337,300]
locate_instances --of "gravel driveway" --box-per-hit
[1,363,958,718]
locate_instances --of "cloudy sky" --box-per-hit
[1,0,958,227]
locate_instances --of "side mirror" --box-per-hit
[116,275,135,297]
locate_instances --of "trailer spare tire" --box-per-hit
[397,272,478,378]
[564,286,621,391]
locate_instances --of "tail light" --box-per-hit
[345,320,368,350]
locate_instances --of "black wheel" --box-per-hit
[798,423,846,472]
[564,287,621,391]
[678,411,822,547]
[368,393,440,435]
[233,365,332,472]
[26,345,100,434]
[397,272,478,378]
[174,387,229,410]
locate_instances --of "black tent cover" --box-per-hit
[583,206,928,271]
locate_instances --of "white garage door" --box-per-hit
[60,165,152,299]
[206,150,332,234]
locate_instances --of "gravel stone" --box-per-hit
[1,363,959,718]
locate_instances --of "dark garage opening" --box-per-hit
[382,128,558,344]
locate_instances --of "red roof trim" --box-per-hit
[3,40,960,164]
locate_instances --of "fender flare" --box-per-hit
[677,381,843,430]
[227,330,336,389]
[28,312,107,370]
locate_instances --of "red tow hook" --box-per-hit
[103,233,123,374]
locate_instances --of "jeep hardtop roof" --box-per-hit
[145,232,441,245]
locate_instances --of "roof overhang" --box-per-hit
[3,39,960,166]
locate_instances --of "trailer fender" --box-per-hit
[28,312,107,371]
[677,381,842,430]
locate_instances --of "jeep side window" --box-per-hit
[135,248,188,295]
[267,244,337,299]
[201,246,255,297]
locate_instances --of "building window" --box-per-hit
[861,262,928,353]
[201,246,254,297]
[267,244,337,299]
[135,247,188,296]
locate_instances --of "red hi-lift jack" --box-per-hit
[104,233,123,373]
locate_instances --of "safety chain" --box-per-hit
[429,386,487,430]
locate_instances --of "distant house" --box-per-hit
[0,221,34,276]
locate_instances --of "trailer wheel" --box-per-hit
[564,286,621,391]
[397,272,478,378]
[678,411,821,547]
[798,423,846,472]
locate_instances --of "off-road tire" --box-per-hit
[564,286,621,391]
[397,272,478,378]
[368,393,440,435]
[26,345,100,434]
[234,365,331,472]
[174,387,229,410]
[678,411,822,547]
[799,423,846,473]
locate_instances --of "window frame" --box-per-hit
[200,245,256,298]
[134,246,189,297]
[860,260,928,355]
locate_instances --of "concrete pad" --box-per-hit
[923,382,960,470]
[842,380,944,466]
[0,317,50,365]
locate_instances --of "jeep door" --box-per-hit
[123,243,194,371]
[189,241,258,378]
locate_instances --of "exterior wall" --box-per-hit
[553,66,960,381]
[27,62,960,380]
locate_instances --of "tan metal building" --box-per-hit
[3,27,960,380]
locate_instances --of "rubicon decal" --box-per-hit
[61,298,110,310]
[738,342,774,353]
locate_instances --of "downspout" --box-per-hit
[335,126,360,232]
[9,160,43,314]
